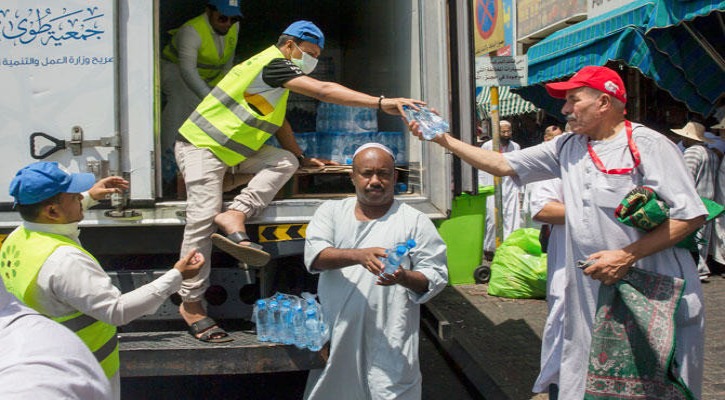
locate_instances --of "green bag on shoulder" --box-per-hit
[614,186,725,252]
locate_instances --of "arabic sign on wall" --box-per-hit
[0,1,116,178]
[517,0,587,38]
[475,55,528,87]
[474,0,506,55]
[587,0,630,18]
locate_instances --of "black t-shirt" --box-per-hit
[262,58,304,88]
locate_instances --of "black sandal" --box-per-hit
[189,317,233,343]
[211,231,271,266]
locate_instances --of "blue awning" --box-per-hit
[516,0,725,118]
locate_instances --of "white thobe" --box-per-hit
[504,125,707,399]
[479,140,523,252]
[527,178,567,393]
[0,282,112,399]
[303,198,448,400]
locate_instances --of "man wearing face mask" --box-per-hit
[160,0,242,188]
[174,20,422,342]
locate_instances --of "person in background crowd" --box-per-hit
[0,278,112,399]
[174,20,423,342]
[409,66,706,399]
[671,121,719,280]
[527,125,566,398]
[709,117,725,275]
[478,120,523,258]
[1,162,204,399]
[160,0,242,187]
[302,143,447,399]
[543,124,563,141]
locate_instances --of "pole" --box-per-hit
[489,86,503,250]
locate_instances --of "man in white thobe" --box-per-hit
[527,125,566,397]
[303,143,448,400]
[479,120,522,255]
[409,66,706,399]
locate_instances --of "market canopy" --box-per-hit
[515,0,725,118]
[475,86,538,119]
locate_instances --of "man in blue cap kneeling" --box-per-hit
[174,20,424,341]
[1,162,204,399]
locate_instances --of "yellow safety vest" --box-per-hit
[162,13,239,86]
[0,226,119,378]
[179,45,290,166]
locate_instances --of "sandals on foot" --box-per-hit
[211,231,271,266]
[189,317,234,343]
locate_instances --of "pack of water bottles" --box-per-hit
[264,132,319,158]
[402,105,450,140]
[253,292,329,351]
[316,102,378,134]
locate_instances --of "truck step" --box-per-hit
[119,330,328,377]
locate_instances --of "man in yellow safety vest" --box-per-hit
[174,20,422,342]
[160,0,242,187]
[1,161,204,399]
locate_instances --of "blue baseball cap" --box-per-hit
[9,162,95,205]
[283,20,325,49]
[208,0,242,17]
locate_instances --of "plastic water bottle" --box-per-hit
[293,305,306,349]
[268,300,281,343]
[381,239,416,276]
[305,308,323,351]
[255,299,270,342]
[403,105,449,140]
[280,300,294,345]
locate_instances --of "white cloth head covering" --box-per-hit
[352,142,395,161]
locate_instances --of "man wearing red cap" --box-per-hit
[409,66,706,399]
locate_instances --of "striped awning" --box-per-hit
[515,0,725,118]
[476,86,538,118]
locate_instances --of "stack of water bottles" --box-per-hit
[253,292,329,351]
[380,239,416,278]
[402,105,450,140]
[316,102,377,164]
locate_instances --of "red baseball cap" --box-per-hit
[545,66,627,104]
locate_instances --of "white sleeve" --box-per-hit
[304,201,338,273]
[529,178,564,218]
[407,213,448,304]
[175,25,212,98]
[504,134,566,185]
[41,247,182,326]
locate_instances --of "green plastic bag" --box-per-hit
[487,228,548,299]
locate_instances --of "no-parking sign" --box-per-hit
[473,0,505,55]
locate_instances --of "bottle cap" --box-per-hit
[256,299,266,307]
[395,245,407,255]
[406,239,416,248]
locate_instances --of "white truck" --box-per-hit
[0,0,479,378]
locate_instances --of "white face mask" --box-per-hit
[291,42,318,75]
